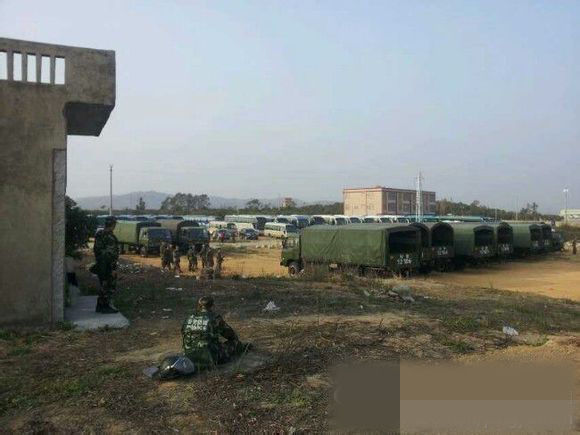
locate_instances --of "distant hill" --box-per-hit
[74,191,335,211]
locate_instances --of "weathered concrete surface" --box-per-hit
[0,38,115,325]
[65,294,129,331]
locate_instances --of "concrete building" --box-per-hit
[0,38,115,325]
[343,186,436,216]
[559,209,580,227]
[281,197,294,208]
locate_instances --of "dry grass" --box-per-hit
[1,250,579,432]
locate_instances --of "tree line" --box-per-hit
[84,192,560,222]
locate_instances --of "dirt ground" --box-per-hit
[430,253,580,301]
[1,246,579,432]
[134,245,580,301]
[134,242,287,278]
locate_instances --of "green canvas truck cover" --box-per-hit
[114,221,161,245]
[157,219,198,234]
[300,224,418,268]
[510,223,542,250]
[448,223,493,257]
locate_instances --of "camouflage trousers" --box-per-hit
[97,273,116,305]
[185,340,244,371]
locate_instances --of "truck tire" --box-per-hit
[140,246,148,257]
[119,244,125,255]
[288,262,300,276]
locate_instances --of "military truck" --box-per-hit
[157,219,209,252]
[510,223,542,256]
[539,223,553,252]
[551,231,564,251]
[280,224,420,276]
[113,221,172,257]
[410,222,455,272]
[447,223,494,268]
[489,222,514,258]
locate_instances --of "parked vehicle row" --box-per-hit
[280,221,563,276]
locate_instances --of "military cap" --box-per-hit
[197,296,214,309]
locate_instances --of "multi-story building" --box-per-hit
[343,186,436,216]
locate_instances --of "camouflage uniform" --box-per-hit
[181,300,243,370]
[206,248,215,268]
[215,250,225,276]
[93,227,119,311]
[187,247,198,271]
[200,244,208,269]
[173,247,182,273]
[161,242,173,270]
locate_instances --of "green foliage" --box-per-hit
[435,198,557,221]
[65,196,95,258]
[557,224,580,241]
[135,196,146,212]
[160,193,211,214]
[245,198,262,210]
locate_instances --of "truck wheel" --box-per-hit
[288,262,300,276]
[119,244,125,255]
[140,246,148,257]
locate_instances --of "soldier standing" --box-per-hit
[161,241,172,271]
[573,238,577,255]
[173,245,182,274]
[181,296,248,370]
[92,216,119,314]
[187,246,198,272]
[215,249,225,276]
[200,244,208,269]
[206,247,215,268]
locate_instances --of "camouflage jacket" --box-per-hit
[93,230,119,274]
[187,248,197,260]
[181,310,238,365]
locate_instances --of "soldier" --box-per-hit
[173,245,182,274]
[215,249,225,276]
[92,216,119,314]
[200,244,208,269]
[206,247,215,268]
[181,296,248,370]
[573,238,577,255]
[161,241,172,271]
[187,246,198,272]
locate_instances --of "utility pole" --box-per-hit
[415,171,424,222]
[109,164,113,216]
[564,187,569,226]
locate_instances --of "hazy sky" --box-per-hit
[2,1,579,212]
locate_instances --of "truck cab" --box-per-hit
[179,226,210,252]
[280,237,301,275]
[139,227,172,256]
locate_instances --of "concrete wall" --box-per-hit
[0,38,115,325]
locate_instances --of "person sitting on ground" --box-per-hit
[173,245,182,274]
[187,246,198,271]
[181,296,249,370]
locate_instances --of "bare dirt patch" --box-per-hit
[429,254,580,301]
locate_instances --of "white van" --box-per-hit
[263,222,298,238]
[208,221,237,234]
[231,222,255,231]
